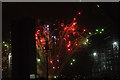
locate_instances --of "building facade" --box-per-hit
[90,40,119,79]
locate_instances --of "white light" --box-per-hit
[54,36,56,39]
[57,59,59,62]
[47,28,49,31]
[46,25,49,28]
[37,59,40,62]
[4,44,7,46]
[113,42,117,45]
[93,52,97,56]
[97,5,100,8]
[72,59,75,62]
[54,76,57,78]
[70,63,73,65]
[58,66,59,69]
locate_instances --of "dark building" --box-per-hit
[89,34,120,79]
[2,40,12,79]
[11,18,37,79]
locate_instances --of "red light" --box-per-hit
[72,28,75,31]
[40,39,43,42]
[73,22,76,25]
[67,44,70,47]
[38,30,40,32]
[56,55,59,58]
[67,35,70,37]
[68,48,71,51]
[73,32,76,35]
[83,29,86,32]
[35,34,37,37]
[63,38,66,41]
[75,43,78,46]
[50,60,53,64]
[40,38,45,43]
[64,27,67,30]
[68,41,71,43]
[35,37,38,40]
[52,66,56,70]
[78,12,81,15]
[61,23,64,27]
[73,18,76,20]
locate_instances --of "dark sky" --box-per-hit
[3,2,119,41]
[2,2,119,76]
[3,3,119,39]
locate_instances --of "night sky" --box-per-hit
[2,2,119,77]
[3,2,119,40]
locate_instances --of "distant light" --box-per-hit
[72,28,75,31]
[30,74,35,79]
[57,59,59,62]
[67,44,71,47]
[97,5,100,8]
[47,28,49,31]
[52,66,56,70]
[96,29,98,32]
[64,27,67,31]
[101,29,104,31]
[54,76,57,79]
[70,62,73,65]
[113,42,118,45]
[68,41,71,43]
[78,12,81,15]
[3,41,5,44]
[58,66,59,69]
[50,60,53,64]
[83,42,87,45]
[56,55,59,58]
[72,59,75,62]
[37,59,41,62]
[68,48,71,51]
[93,52,97,56]
[74,18,76,21]
[86,39,89,42]
[75,43,78,46]
[89,32,92,35]
[46,25,49,28]
[54,36,56,39]
[83,29,86,32]
[100,32,102,34]
[73,22,76,25]
[4,44,7,47]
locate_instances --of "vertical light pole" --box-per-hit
[44,40,51,80]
